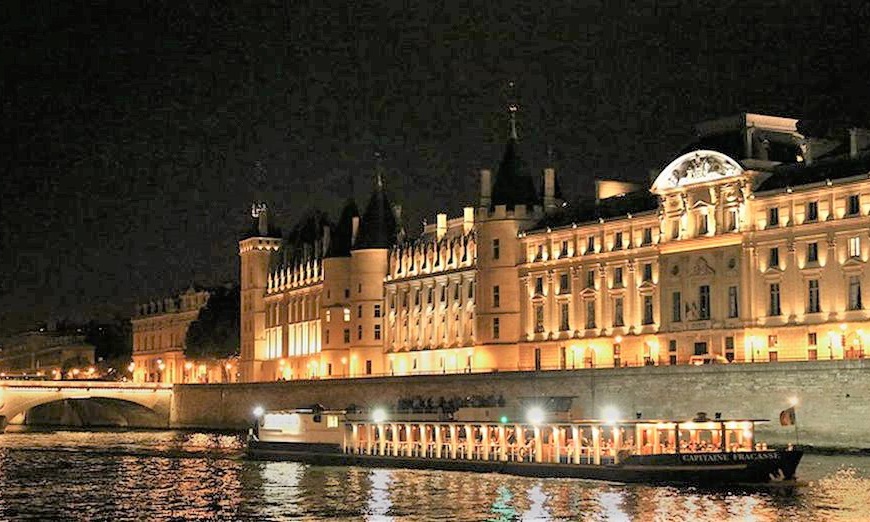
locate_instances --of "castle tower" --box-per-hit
[348,165,398,376]
[320,196,359,377]
[475,105,543,370]
[238,203,281,382]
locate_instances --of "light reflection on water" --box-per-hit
[0,431,866,520]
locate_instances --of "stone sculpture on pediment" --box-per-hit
[690,257,715,277]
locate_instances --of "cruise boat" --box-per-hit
[246,406,802,485]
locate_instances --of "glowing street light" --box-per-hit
[252,406,265,418]
[526,406,545,425]
[602,406,620,425]
[371,408,387,424]
[788,396,799,407]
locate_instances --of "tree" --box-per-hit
[185,285,240,382]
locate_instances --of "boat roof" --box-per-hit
[567,418,769,425]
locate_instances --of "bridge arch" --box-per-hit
[0,382,172,430]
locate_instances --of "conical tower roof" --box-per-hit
[353,167,398,250]
[490,108,539,209]
[326,198,359,258]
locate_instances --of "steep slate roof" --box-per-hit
[490,137,539,209]
[353,177,398,250]
[756,151,870,192]
[534,189,659,230]
[326,198,360,258]
[275,209,332,268]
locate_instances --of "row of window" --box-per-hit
[766,195,860,228]
[390,281,474,309]
[521,228,657,262]
[765,236,861,268]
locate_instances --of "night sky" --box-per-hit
[2,1,869,334]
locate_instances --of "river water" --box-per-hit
[0,430,868,521]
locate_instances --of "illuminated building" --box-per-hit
[132,286,229,383]
[239,112,870,382]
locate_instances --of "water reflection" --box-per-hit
[0,431,866,520]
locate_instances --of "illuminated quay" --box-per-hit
[237,113,870,383]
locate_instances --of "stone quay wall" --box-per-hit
[170,360,870,449]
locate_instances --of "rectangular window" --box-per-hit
[769,247,780,268]
[357,325,363,340]
[727,209,738,231]
[807,242,819,263]
[559,273,570,294]
[374,304,381,318]
[768,335,778,348]
[642,263,653,282]
[534,305,544,333]
[402,291,408,308]
[415,290,420,306]
[453,283,460,301]
[807,201,819,222]
[808,332,818,361]
[768,207,779,226]
[694,342,708,356]
[492,318,500,339]
[769,283,782,316]
[343,329,350,344]
[586,270,595,289]
[325,310,331,323]
[613,343,621,367]
[492,286,500,308]
[672,220,680,239]
[698,213,709,235]
[492,239,500,260]
[366,360,372,375]
[374,324,381,340]
[327,363,333,376]
[344,288,350,299]
[343,308,351,322]
[849,236,861,258]
[669,340,677,365]
[560,240,569,257]
[560,302,570,331]
[587,236,595,254]
[325,329,330,344]
[613,232,623,250]
[585,300,596,329]
[849,275,863,310]
[725,336,735,362]
[672,291,682,322]
[536,245,544,260]
[728,286,739,318]
[807,279,820,313]
[642,295,654,325]
[808,332,817,346]
[534,277,544,295]
[848,194,861,216]
[613,267,624,287]
[613,297,624,327]
[357,305,362,318]
[468,281,474,299]
[642,227,653,246]
[440,286,446,302]
[427,287,433,304]
[699,285,711,320]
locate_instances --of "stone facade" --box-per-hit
[239,112,870,383]
[170,361,870,449]
[132,287,228,383]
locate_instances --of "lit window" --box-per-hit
[374,324,381,340]
[849,236,861,259]
[343,308,350,322]
[325,310,331,323]
[327,415,339,428]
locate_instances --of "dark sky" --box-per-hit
[2,1,869,334]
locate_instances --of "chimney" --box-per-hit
[463,207,474,234]
[322,225,331,256]
[258,207,269,236]
[436,213,448,241]
[543,168,556,213]
[351,216,360,245]
[850,128,870,159]
[479,169,492,207]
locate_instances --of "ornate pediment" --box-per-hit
[651,150,743,194]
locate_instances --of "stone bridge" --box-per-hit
[0,380,173,429]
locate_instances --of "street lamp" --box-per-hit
[526,406,545,425]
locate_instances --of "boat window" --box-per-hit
[327,415,339,428]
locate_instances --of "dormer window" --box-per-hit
[586,236,596,254]
[613,232,624,250]
[560,240,569,257]
[698,213,709,235]
[536,244,544,261]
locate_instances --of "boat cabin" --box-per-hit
[256,408,346,446]
[343,411,769,465]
